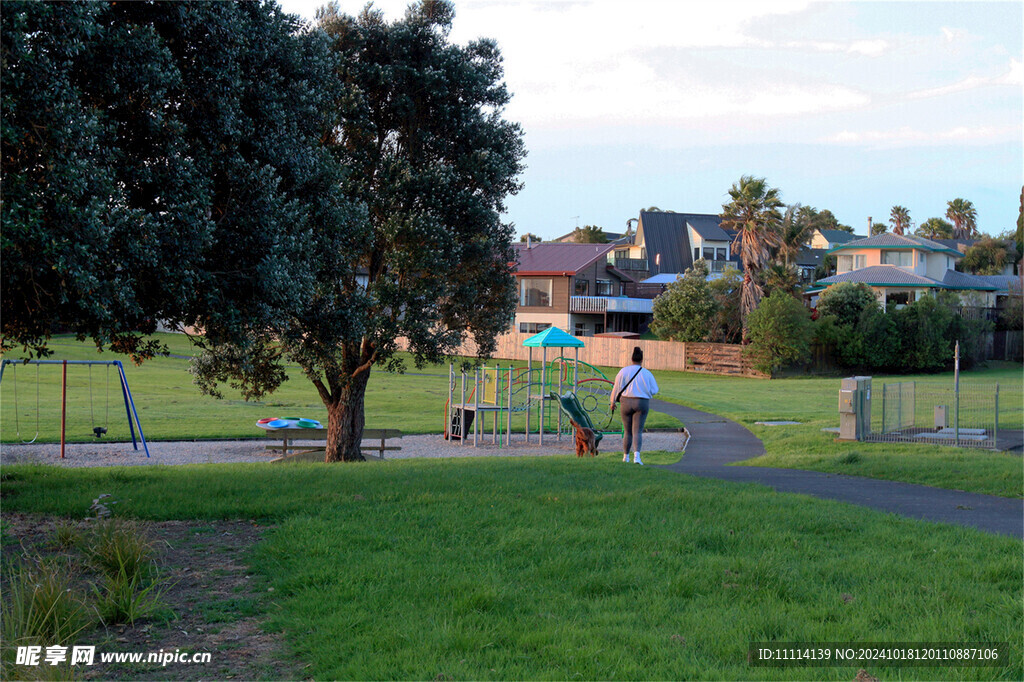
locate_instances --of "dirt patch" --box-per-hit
[1,513,303,681]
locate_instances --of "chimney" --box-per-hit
[527,234,532,249]
[867,217,872,234]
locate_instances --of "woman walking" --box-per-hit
[610,346,659,465]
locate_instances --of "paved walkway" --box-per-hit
[649,399,1024,539]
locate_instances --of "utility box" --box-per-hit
[934,405,949,430]
[838,376,872,441]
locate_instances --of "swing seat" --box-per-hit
[549,391,604,449]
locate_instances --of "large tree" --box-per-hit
[946,198,978,239]
[192,0,526,462]
[720,175,784,333]
[916,217,954,240]
[777,204,813,266]
[649,260,718,342]
[890,206,911,235]
[571,225,609,243]
[2,1,340,360]
[959,237,1009,275]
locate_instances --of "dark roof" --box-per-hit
[941,270,999,291]
[818,229,858,244]
[636,211,696,274]
[794,247,828,267]
[971,275,1022,294]
[512,242,616,275]
[686,215,730,241]
[829,233,962,256]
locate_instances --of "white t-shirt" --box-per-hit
[611,364,659,401]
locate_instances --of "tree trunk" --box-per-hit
[324,369,371,462]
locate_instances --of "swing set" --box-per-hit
[0,360,149,458]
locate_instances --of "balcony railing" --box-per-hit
[613,258,648,271]
[570,296,654,314]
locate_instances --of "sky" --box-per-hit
[278,0,1023,240]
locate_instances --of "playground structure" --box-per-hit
[445,328,618,447]
[0,360,149,458]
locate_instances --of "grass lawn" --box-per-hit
[646,363,1024,499]
[1,457,1021,680]
[0,334,681,443]
[3,334,1020,497]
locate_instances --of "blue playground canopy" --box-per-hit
[522,327,584,348]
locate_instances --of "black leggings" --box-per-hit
[620,397,650,453]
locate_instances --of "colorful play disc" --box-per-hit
[297,419,322,428]
[257,417,277,425]
[266,419,291,429]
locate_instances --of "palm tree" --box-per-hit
[890,205,911,235]
[720,175,784,335]
[777,203,813,266]
[946,198,977,239]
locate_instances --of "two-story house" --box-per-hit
[807,233,998,310]
[513,242,654,336]
[808,229,859,250]
[628,210,740,283]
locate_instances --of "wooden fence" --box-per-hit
[413,332,767,378]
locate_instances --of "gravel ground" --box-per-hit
[0,430,687,467]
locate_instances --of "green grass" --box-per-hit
[646,363,1024,499]
[1,458,1020,680]
[0,334,680,442]
[3,334,1020,496]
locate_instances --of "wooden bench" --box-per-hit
[265,428,403,462]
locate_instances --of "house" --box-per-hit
[807,233,999,310]
[625,210,740,281]
[512,242,654,336]
[809,229,859,250]
[794,247,829,283]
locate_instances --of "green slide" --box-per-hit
[549,391,604,449]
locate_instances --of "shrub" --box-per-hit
[0,556,90,648]
[84,519,154,584]
[816,282,877,327]
[745,290,814,374]
[650,260,718,342]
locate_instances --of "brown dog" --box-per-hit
[570,419,598,457]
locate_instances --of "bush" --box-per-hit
[816,282,878,327]
[650,260,718,342]
[745,290,814,374]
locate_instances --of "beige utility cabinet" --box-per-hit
[838,376,872,441]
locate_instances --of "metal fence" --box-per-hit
[865,380,1021,450]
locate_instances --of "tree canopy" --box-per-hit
[946,198,978,239]
[720,175,784,330]
[2,0,340,361]
[649,260,717,342]
[571,225,609,243]
[192,0,526,461]
[916,217,954,240]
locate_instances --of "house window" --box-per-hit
[596,279,613,296]
[716,248,727,261]
[615,249,629,259]
[519,322,551,334]
[886,291,912,307]
[574,322,587,336]
[837,255,852,273]
[882,250,912,267]
[694,248,701,262]
[595,323,605,335]
[703,247,716,261]
[855,255,866,269]
[520,278,552,307]
[574,278,589,296]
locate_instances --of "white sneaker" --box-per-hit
[634,452,643,465]
[623,454,629,462]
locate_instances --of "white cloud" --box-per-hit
[821,124,1019,148]
[907,59,1023,99]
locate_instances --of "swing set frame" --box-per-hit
[0,360,150,458]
